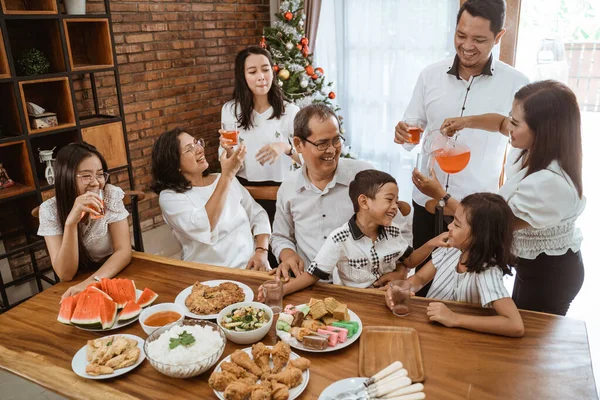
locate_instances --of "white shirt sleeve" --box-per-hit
[37,199,63,236]
[306,231,345,281]
[270,184,297,260]
[159,190,218,245]
[507,170,576,229]
[402,72,427,124]
[234,179,271,237]
[475,267,510,308]
[104,184,129,224]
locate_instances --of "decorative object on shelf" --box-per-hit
[16,49,51,76]
[0,162,15,190]
[64,0,86,15]
[27,102,58,130]
[38,147,57,185]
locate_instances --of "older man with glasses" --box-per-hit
[270,104,410,281]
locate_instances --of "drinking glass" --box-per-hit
[389,280,411,317]
[262,280,283,314]
[90,189,105,220]
[404,118,425,145]
[221,122,239,146]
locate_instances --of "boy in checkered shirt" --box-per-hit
[266,169,448,297]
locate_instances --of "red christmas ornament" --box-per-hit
[273,65,280,73]
[296,44,303,50]
[311,73,318,80]
[305,65,314,75]
[328,92,336,99]
[301,46,309,57]
[316,67,324,75]
[284,11,293,21]
[259,36,267,49]
[300,37,309,46]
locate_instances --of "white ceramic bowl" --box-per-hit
[144,319,226,378]
[139,303,186,336]
[216,301,274,345]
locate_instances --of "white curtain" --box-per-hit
[315,0,459,202]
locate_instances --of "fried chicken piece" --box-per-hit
[85,364,114,376]
[231,350,262,376]
[271,341,291,373]
[99,336,131,364]
[251,342,271,374]
[86,337,112,362]
[289,357,311,371]
[223,381,252,400]
[265,367,303,388]
[208,371,238,391]
[105,347,140,370]
[270,380,290,400]
[221,361,258,381]
[250,383,272,400]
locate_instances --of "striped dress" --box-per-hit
[427,248,509,308]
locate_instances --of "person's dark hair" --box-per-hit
[54,142,109,271]
[457,0,506,36]
[460,193,515,275]
[513,80,583,198]
[349,169,397,213]
[151,127,192,194]
[233,46,286,130]
[293,103,340,140]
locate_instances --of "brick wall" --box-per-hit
[104,0,270,230]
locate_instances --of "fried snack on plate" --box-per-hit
[85,364,113,376]
[209,371,238,392]
[220,361,259,381]
[231,349,263,376]
[270,341,291,373]
[264,366,303,388]
[324,297,342,313]
[223,381,252,400]
[270,380,290,400]
[308,300,328,319]
[185,281,245,315]
[289,357,311,371]
[250,382,272,400]
[251,342,271,374]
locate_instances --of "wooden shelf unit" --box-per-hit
[0,0,58,15]
[5,19,65,76]
[0,29,10,78]
[19,77,76,134]
[0,140,35,200]
[63,18,113,71]
[30,129,78,187]
[0,83,22,135]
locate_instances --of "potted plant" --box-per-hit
[16,49,50,76]
[64,0,86,15]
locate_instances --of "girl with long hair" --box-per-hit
[385,193,524,338]
[37,143,131,299]
[413,80,585,315]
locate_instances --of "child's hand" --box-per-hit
[428,232,449,248]
[384,286,395,311]
[427,302,458,327]
[256,284,265,302]
[373,271,403,288]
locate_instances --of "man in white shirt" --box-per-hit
[394,0,528,295]
[271,104,409,280]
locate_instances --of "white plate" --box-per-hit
[77,289,144,332]
[213,346,309,400]
[276,304,363,353]
[174,280,254,320]
[318,377,368,400]
[71,334,146,380]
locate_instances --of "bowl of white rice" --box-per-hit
[144,319,226,378]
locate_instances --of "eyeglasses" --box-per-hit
[182,138,206,155]
[76,172,109,185]
[303,135,345,151]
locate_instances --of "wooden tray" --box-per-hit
[359,326,425,382]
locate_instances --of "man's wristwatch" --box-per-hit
[438,193,451,207]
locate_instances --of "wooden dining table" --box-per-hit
[0,253,597,399]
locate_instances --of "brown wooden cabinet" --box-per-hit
[0,0,135,313]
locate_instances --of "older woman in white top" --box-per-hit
[151,128,271,270]
[38,143,131,299]
[413,80,585,316]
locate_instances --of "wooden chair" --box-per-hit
[31,190,146,252]
[244,186,279,201]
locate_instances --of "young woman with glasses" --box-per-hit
[151,128,272,270]
[37,143,131,299]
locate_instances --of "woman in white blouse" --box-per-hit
[219,46,300,223]
[413,80,585,315]
[38,143,132,299]
[151,128,271,270]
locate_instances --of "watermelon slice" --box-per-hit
[100,296,118,329]
[85,286,113,301]
[57,294,80,325]
[136,288,158,308]
[70,292,104,329]
[118,301,142,323]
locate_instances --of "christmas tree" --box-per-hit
[262,0,350,145]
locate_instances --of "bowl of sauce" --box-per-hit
[139,303,186,335]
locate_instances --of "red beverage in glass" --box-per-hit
[407,127,424,144]
[90,190,105,219]
[434,149,471,174]
[221,130,238,145]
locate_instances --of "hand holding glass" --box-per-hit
[221,122,239,146]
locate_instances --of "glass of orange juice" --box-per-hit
[221,122,239,146]
[90,189,105,219]
[404,119,425,145]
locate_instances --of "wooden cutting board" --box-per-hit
[359,326,425,382]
